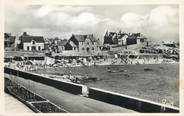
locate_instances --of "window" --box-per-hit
[27,46,29,51]
[38,46,41,51]
[86,47,90,52]
[32,46,36,51]
[140,38,144,43]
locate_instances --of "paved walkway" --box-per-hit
[6,76,136,113]
[5,93,34,113]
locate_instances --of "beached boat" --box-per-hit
[107,70,118,73]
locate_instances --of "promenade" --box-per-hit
[5,93,34,113]
[5,75,136,113]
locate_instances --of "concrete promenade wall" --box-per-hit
[4,67,83,95]
[5,78,67,113]
[4,67,179,113]
[88,87,179,113]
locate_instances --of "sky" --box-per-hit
[5,2,179,43]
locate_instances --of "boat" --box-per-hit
[107,70,118,73]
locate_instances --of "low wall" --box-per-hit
[4,67,179,113]
[88,87,179,113]
[5,78,67,113]
[4,67,83,95]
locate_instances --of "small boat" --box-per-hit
[107,70,118,73]
[119,70,125,72]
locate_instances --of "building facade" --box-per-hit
[103,30,129,46]
[4,33,16,51]
[103,31,147,47]
[57,39,68,52]
[19,32,45,51]
[65,34,101,54]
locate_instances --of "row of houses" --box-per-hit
[4,31,148,55]
[44,34,103,56]
[103,30,148,46]
[5,32,102,54]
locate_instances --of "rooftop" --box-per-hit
[72,34,98,42]
[21,36,44,43]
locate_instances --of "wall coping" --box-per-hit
[89,87,179,110]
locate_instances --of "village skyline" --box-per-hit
[4,0,180,113]
[5,3,179,42]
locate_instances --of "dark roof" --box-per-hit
[5,36,16,43]
[118,33,128,38]
[127,34,137,39]
[4,33,11,38]
[137,34,147,39]
[73,34,98,42]
[74,35,85,42]
[128,33,147,39]
[57,40,68,46]
[21,36,44,43]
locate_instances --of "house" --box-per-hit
[103,30,129,46]
[65,34,101,54]
[4,33,16,50]
[19,32,45,51]
[127,33,147,45]
[44,38,51,52]
[57,39,68,52]
[117,33,129,46]
[53,37,60,45]
[137,33,147,43]
[103,31,115,45]
[103,31,147,47]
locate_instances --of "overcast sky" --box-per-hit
[5,2,179,42]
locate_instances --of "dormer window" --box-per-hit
[32,40,36,44]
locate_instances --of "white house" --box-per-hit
[118,34,129,45]
[19,32,45,51]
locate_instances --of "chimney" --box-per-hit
[23,32,28,36]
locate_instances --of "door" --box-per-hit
[86,47,90,52]
[32,46,36,51]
